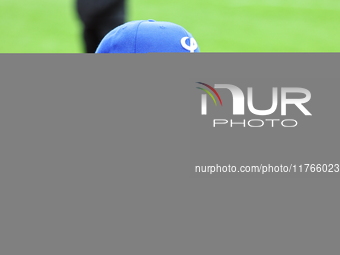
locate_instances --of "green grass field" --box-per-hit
[1,0,340,53]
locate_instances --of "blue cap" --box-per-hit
[95,20,200,53]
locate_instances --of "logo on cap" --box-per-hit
[181,37,198,52]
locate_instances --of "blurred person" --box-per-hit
[76,0,125,53]
[95,19,200,53]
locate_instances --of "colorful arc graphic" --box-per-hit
[196,82,223,106]
[196,87,217,105]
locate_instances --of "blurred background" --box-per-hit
[0,0,339,53]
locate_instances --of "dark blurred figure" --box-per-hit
[76,0,125,53]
